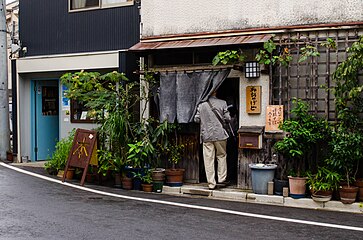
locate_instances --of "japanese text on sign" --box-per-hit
[246,86,261,114]
[265,105,284,132]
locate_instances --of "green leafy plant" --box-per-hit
[212,50,246,66]
[326,132,363,187]
[327,36,363,187]
[164,142,185,168]
[298,45,320,63]
[127,140,155,168]
[61,71,139,174]
[44,129,76,174]
[306,166,341,193]
[255,39,292,67]
[141,169,153,184]
[97,149,119,176]
[321,38,337,50]
[273,98,331,176]
[132,171,143,180]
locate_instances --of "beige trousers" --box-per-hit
[202,140,227,189]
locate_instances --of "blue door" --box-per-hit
[31,80,59,161]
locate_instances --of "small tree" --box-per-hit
[326,36,363,187]
[61,71,139,174]
[273,98,331,176]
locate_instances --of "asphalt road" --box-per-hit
[1,164,363,240]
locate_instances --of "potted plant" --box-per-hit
[326,131,362,203]
[327,36,363,204]
[306,166,341,202]
[61,71,139,185]
[97,149,115,185]
[273,98,331,198]
[141,170,153,192]
[126,138,155,189]
[44,129,75,176]
[272,152,289,196]
[6,150,13,162]
[164,141,186,187]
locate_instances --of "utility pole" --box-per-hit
[0,0,10,160]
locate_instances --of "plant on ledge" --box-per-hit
[273,98,331,198]
[212,49,246,66]
[306,166,341,202]
[326,36,363,203]
[274,98,331,177]
[61,71,139,176]
[44,129,75,175]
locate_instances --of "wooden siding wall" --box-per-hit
[19,0,140,56]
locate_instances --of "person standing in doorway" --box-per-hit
[194,91,231,190]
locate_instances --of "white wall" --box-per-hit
[142,0,363,37]
[17,75,31,161]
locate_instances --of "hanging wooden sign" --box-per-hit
[246,86,261,114]
[62,128,98,186]
[265,105,284,132]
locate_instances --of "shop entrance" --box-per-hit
[199,78,240,184]
[31,80,59,161]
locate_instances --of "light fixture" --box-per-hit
[245,61,260,78]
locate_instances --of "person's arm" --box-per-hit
[194,104,201,123]
[222,102,231,123]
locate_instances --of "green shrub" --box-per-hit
[44,129,75,174]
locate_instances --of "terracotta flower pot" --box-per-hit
[165,168,185,187]
[141,183,153,192]
[310,189,333,203]
[122,177,133,190]
[6,151,13,162]
[152,169,165,182]
[86,173,94,183]
[114,173,122,188]
[339,186,359,204]
[354,179,363,201]
[288,176,307,199]
[65,168,75,180]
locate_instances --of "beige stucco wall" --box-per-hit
[227,70,269,128]
[142,0,363,37]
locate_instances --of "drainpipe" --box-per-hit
[0,0,10,160]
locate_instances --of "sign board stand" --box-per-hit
[62,128,97,186]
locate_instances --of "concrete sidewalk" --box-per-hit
[7,161,363,214]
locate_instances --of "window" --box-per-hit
[70,0,133,11]
[70,100,96,123]
[42,86,58,116]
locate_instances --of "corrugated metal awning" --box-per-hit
[129,34,271,52]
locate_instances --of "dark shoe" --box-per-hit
[208,186,216,190]
[218,181,230,187]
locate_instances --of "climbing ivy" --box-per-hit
[212,49,246,66]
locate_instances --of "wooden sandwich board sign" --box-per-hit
[62,128,98,186]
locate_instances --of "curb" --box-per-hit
[163,185,363,214]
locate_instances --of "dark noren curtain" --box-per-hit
[159,69,230,123]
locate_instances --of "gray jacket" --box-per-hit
[194,96,231,142]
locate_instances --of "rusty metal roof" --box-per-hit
[129,34,271,52]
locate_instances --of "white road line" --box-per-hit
[2,162,363,232]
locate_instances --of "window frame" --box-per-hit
[69,0,134,12]
[70,99,96,124]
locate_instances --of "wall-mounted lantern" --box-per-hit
[245,61,260,78]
